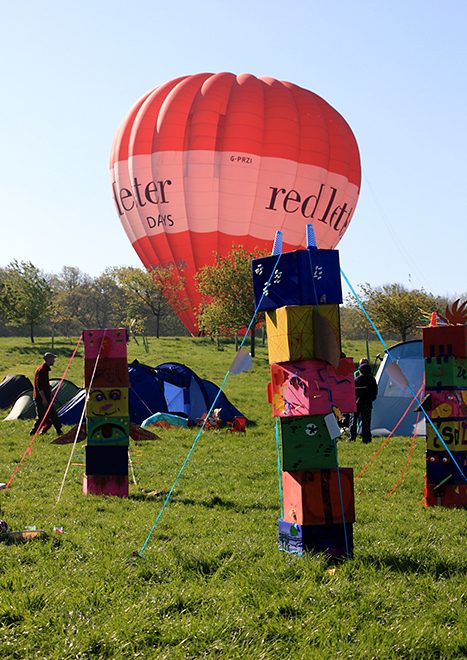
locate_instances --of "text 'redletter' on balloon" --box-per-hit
[110,72,361,334]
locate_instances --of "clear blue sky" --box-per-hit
[0,0,465,299]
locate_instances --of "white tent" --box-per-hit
[371,340,426,437]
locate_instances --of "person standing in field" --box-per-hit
[349,358,378,444]
[30,352,63,436]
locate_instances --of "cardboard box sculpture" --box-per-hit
[83,328,128,359]
[280,416,338,471]
[86,387,129,418]
[423,314,466,510]
[425,419,467,452]
[87,417,131,446]
[85,445,129,475]
[251,248,342,311]
[278,519,353,558]
[426,451,467,486]
[423,390,467,420]
[265,304,341,366]
[83,328,130,497]
[424,479,467,508]
[84,357,129,388]
[425,357,467,389]
[422,325,467,359]
[269,358,356,417]
[282,468,355,526]
[253,242,356,558]
[83,475,129,497]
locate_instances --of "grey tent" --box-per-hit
[3,379,80,421]
[371,340,426,437]
[0,375,32,409]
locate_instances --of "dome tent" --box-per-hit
[58,360,243,426]
[0,375,32,409]
[155,362,243,424]
[3,379,81,421]
[371,340,425,437]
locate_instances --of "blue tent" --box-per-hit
[154,362,243,424]
[58,360,243,426]
[371,340,425,437]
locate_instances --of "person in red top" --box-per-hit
[30,352,63,436]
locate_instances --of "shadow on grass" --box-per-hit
[9,345,80,358]
[130,491,277,512]
[361,552,466,576]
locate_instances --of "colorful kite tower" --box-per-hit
[83,328,130,497]
[422,304,467,507]
[252,229,357,558]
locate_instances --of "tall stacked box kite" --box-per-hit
[422,305,467,507]
[83,329,130,497]
[252,243,356,558]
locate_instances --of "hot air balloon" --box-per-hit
[110,73,361,333]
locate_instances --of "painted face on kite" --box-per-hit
[110,72,361,333]
[87,388,129,417]
[87,417,130,445]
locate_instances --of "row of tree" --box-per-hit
[0,253,459,347]
[0,261,187,342]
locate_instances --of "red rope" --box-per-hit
[5,336,82,490]
[386,410,420,497]
[355,382,425,481]
[56,331,107,503]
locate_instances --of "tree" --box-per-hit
[49,268,129,334]
[111,266,188,338]
[0,260,53,342]
[340,305,374,340]
[88,271,127,329]
[346,283,446,342]
[195,246,267,355]
[50,266,95,336]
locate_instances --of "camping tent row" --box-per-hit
[1,344,425,435]
[0,361,243,426]
[60,361,243,425]
[0,375,80,421]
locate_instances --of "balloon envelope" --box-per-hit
[110,72,361,333]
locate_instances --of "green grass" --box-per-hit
[0,337,466,658]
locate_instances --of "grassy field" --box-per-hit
[0,336,465,658]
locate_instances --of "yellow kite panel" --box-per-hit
[266,305,340,364]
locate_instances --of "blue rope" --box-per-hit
[341,267,466,483]
[323,364,350,557]
[306,242,350,557]
[139,370,230,557]
[275,417,283,518]
[296,245,351,556]
[306,246,321,314]
[332,436,351,558]
[138,252,283,557]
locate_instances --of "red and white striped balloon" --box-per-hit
[110,72,361,333]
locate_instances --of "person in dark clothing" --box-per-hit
[349,360,378,443]
[30,352,62,436]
